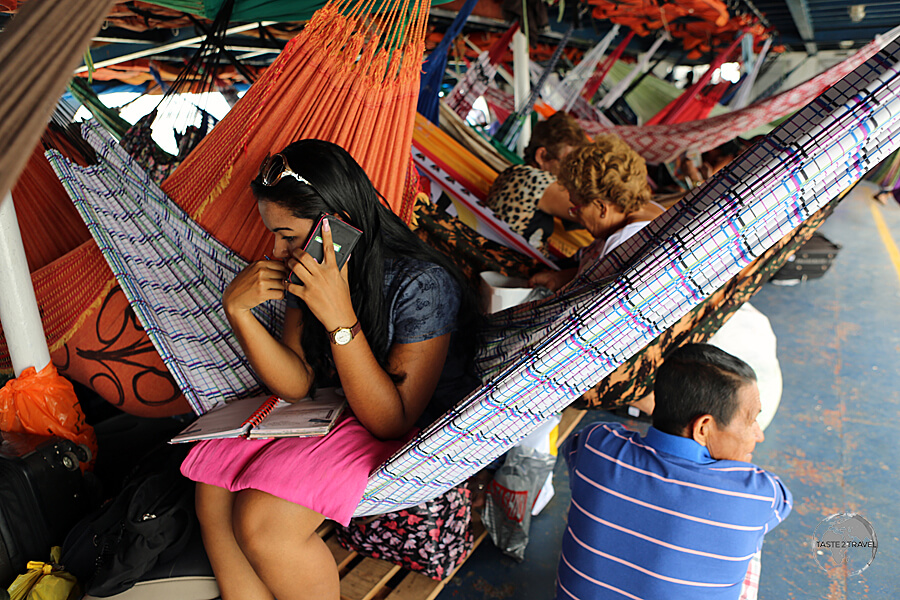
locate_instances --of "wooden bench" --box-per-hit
[320,407,587,600]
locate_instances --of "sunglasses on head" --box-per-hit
[258,153,314,187]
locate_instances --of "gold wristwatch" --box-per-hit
[329,321,361,346]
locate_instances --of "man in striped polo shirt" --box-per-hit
[556,343,792,599]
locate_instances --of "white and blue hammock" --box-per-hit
[48,37,900,516]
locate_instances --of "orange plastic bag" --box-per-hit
[0,363,97,466]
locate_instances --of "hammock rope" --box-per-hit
[727,37,773,110]
[580,30,635,103]
[67,78,133,141]
[559,24,620,111]
[47,37,900,517]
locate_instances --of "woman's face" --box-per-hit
[536,144,576,177]
[258,200,315,260]
[568,193,615,239]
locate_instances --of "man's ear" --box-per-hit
[691,414,715,447]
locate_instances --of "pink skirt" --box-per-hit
[180,414,411,525]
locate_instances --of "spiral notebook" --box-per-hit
[170,387,346,443]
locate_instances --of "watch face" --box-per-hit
[334,328,353,345]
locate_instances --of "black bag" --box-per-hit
[0,432,95,587]
[61,444,195,597]
[772,232,842,282]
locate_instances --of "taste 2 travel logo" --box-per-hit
[812,513,878,576]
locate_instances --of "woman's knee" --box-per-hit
[195,483,234,530]
[232,490,322,558]
[233,490,285,556]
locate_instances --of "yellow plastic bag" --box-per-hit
[7,547,79,600]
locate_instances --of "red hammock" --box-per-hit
[581,30,636,102]
[578,33,893,163]
[646,33,744,126]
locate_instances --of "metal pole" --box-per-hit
[513,30,531,156]
[0,192,51,375]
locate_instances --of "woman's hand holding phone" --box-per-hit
[285,218,357,332]
[223,259,289,316]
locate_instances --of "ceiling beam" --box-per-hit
[796,24,900,42]
[76,21,276,73]
[784,0,818,55]
[808,0,900,7]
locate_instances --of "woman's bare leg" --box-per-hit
[233,489,340,600]
[195,483,275,600]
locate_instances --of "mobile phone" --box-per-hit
[289,215,362,284]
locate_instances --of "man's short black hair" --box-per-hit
[652,343,757,437]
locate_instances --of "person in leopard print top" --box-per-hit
[486,112,589,256]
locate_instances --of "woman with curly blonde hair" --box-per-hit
[529,134,663,291]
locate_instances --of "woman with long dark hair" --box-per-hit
[180,139,480,599]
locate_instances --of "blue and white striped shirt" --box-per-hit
[556,423,792,600]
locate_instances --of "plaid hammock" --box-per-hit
[361,35,900,515]
[48,36,900,517]
[48,122,283,413]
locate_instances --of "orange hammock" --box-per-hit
[13,139,91,273]
[1,0,432,416]
[671,14,777,59]
[163,0,430,257]
[588,0,728,37]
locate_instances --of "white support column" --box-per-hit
[0,192,51,376]
[513,30,531,157]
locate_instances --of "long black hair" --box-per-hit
[251,139,480,384]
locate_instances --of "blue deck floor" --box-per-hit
[438,181,900,600]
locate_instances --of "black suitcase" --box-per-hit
[0,432,95,587]
[772,232,842,282]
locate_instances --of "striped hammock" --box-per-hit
[48,37,900,517]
